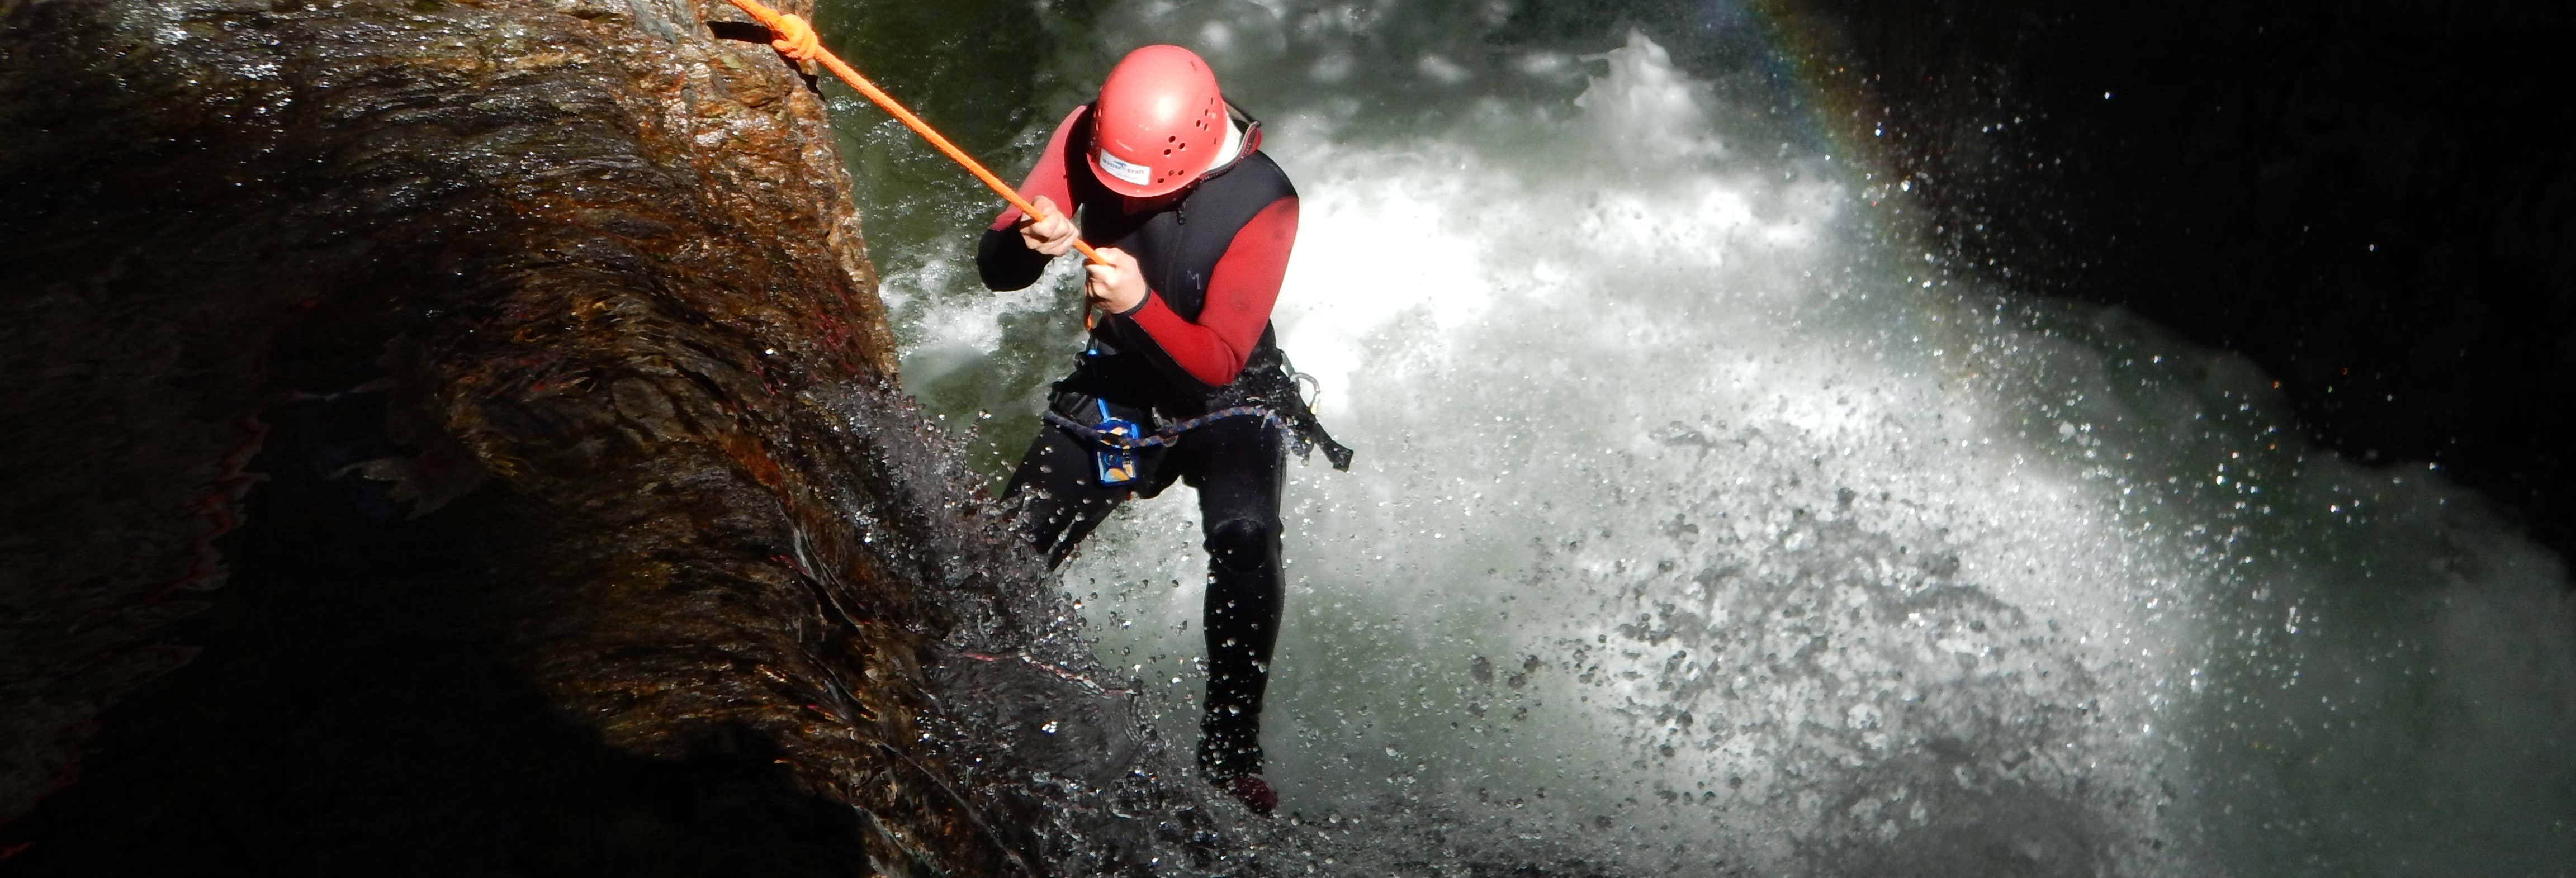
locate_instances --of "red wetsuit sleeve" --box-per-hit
[1124,196,1299,386]
[990,106,1086,231]
[977,107,1087,291]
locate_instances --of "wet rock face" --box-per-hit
[0,0,1225,872]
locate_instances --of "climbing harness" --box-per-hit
[1044,400,1349,474]
[1043,405,1291,452]
[1044,406,1296,454]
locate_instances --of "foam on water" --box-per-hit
[865,2,2576,874]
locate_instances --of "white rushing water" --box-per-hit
[858,1,2576,874]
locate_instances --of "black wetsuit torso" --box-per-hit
[978,114,1302,420]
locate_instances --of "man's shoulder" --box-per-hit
[1232,150,1296,201]
[1047,103,1093,145]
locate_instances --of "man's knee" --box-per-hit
[1205,517,1279,574]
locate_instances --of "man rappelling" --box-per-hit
[978,45,1348,817]
[760,12,1347,816]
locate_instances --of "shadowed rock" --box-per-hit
[0,0,1239,872]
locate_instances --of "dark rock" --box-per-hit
[0,0,1229,872]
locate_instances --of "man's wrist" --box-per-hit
[1114,289,1154,316]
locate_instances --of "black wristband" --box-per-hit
[1114,289,1154,317]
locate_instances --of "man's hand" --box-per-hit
[1019,196,1077,256]
[1085,246,1148,313]
[769,13,822,63]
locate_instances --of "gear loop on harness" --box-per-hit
[1278,352,1323,411]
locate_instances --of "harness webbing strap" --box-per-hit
[1043,406,1297,452]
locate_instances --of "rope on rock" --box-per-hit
[731,0,1108,329]
[726,0,1102,267]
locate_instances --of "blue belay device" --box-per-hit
[1092,398,1142,486]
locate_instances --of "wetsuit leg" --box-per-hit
[1003,423,1130,569]
[1186,416,1287,780]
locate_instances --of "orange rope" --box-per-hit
[730,1,1104,330]
[727,0,1104,272]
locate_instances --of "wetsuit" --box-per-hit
[978,101,1311,783]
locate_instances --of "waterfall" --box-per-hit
[841,1,2576,873]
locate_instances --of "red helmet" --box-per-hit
[1087,45,1225,198]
